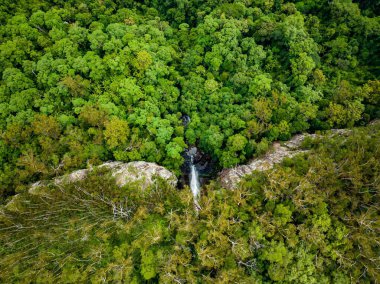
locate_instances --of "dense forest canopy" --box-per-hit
[0,0,379,200]
[1,122,379,282]
[0,0,379,283]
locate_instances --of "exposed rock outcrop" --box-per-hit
[108,161,177,188]
[29,161,177,193]
[219,129,351,189]
[5,162,176,212]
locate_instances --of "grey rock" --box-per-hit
[219,129,350,190]
[28,161,177,193]
[53,169,89,185]
[110,161,177,188]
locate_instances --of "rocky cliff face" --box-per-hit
[24,124,366,197]
[219,129,351,189]
[4,162,176,212]
[29,161,177,193]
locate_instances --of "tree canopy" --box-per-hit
[1,122,379,283]
[0,1,379,281]
[0,0,379,199]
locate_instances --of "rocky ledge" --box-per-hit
[29,161,177,193]
[219,129,351,189]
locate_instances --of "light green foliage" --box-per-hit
[166,137,186,160]
[134,50,153,72]
[274,204,293,225]
[104,117,130,149]
[141,250,157,280]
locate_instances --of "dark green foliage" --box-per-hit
[1,123,379,283]
[0,1,379,281]
[0,0,379,199]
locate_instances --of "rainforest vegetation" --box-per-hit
[0,0,379,199]
[0,0,379,282]
[1,121,379,283]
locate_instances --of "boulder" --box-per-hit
[29,161,177,193]
[110,161,177,188]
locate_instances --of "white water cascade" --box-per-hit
[183,115,201,208]
[189,155,200,201]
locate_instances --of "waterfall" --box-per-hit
[190,157,200,198]
[183,116,201,208]
[189,155,201,208]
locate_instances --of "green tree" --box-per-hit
[104,117,130,149]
